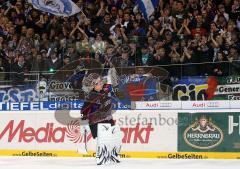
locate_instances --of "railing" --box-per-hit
[0,60,239,102]
[0,60,239,85]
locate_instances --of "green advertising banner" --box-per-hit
[178,112,240,152]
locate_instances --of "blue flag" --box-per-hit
[29,0,81,17]
[137,0,159,20]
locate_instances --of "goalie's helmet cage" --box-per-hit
[82,73,101,95]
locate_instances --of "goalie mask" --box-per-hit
[82,73,101,94]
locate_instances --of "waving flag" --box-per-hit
[28,0,81,17]
[137,0,159,20]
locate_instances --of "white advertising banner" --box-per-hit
[0,110,178,153]
[181,100,230,109]
[114,110,178,152]
[133,101,182,110]
[134,101,237,110]
[229,101,240,109]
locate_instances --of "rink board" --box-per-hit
[0,109,240,159]
[0,110,177,155]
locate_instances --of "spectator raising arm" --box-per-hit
[96,0,106,17]
[177,19,191,35]
[69,21,89,40]
[209,33,219,48]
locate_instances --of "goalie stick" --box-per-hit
[84,128,88,152]
[76,127,89,154]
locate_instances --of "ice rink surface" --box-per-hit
[0,157,239,169]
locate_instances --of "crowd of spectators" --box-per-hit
[0,0,239,84]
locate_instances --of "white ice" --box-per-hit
[0,157,240,169]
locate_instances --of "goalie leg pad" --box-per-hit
[96,123,122,165]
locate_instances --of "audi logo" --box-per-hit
[206,102,220,107]
[159,103,173,107]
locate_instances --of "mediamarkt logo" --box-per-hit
[183,116,223,149]
[0,120,153,144]
[0,120,90,143]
